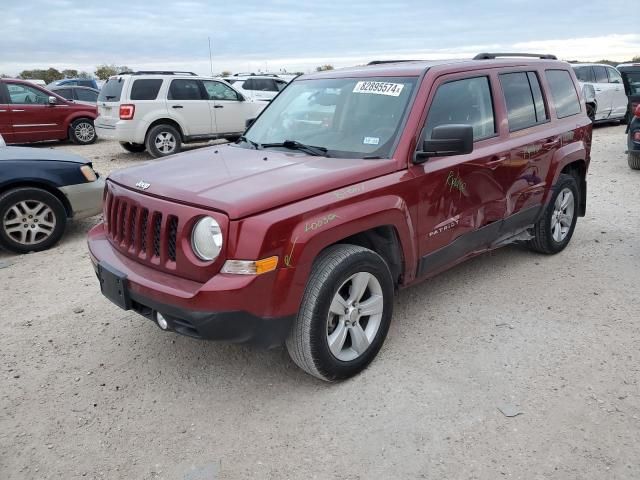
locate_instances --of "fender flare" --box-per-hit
[543,140,587,206]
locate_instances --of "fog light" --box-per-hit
[156,312,169,330]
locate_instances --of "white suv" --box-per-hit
[222,74,290,102]
[571,64,628,123]
[95,71,266,157]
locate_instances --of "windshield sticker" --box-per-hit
[363,137,380,145]
[353,81,404,97]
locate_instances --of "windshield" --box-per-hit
[243,76,418,158]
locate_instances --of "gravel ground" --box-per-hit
[1,125,639,480]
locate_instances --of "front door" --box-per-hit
[592,65,614,119]
[606,67,628,118]
[5,82,68,142]
[413,74,509,276]
[202,80,249,134]
[165,79,213,137]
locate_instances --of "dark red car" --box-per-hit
[88,53,592,381]
[0,78,97,145]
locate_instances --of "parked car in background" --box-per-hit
[50,85,100,105]
[571,63,628,122]
[24,79,46,87]
[95,71,266,158]
[0,143,103,253]
[89,53,592,381]
[617,63,640,124]
[627,104,640,169]
[0,133,5,147]
[0,78,98,145]
[46,78,99,90]
[222,74,289,102]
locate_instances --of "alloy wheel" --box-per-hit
[155,132,176,154]
[3,200,56,245]
[551,187,575,243]
[75,122,95,142]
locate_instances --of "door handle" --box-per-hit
[485,155,508,168]
[213,105,224,109]
[12,109,25,112]
[171,105,183,109]
[594,88,602,92]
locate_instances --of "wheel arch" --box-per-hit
[560,159,587,217]
[145,118,185,142]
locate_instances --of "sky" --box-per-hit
[0,0,637,77]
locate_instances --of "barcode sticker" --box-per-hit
[353,81,404,97]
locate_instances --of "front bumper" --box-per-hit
[60,178,105,219]
[88,223,297,348]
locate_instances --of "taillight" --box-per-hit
[634,132,640,142]
[119,104,135,120]
[634,104,640,118]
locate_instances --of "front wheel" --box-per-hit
[146,124,181,158]
[527,174,579,254]
[69,118,96,145]
[286,244,394,381]
[0,187,67,253]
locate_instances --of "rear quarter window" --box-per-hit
[98,78,125,102]
[130,79,163,100]
[545,69,582,119]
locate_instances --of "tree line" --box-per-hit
[0,64,131,84]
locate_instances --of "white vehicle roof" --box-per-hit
[571,63,620,69]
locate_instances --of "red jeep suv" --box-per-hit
[0,78,97,145]
[88,53,592,381]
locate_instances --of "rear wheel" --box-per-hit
[286,244,394,381]
[629,151,640,170]
[0,187,67,253]
[527,174,579,254]
[119,142,146,153]
[146,124,181,158]
[69,118,96,145]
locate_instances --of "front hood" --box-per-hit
[0,146,89,164]
[109,144,398,219]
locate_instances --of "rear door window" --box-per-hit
[545,69,582,118]
[76,88,98,102]
[424,76,495,141]
[98,78,124,102]
[499,71,548,131]
[168,79,204,100]
[130,79,163,100]
[78,80,94,88]
[573,66,595,83]
[593,66,609,83]
[55,88,73,100]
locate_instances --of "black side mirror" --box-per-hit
[414,124,474,163]
[245,118,256,128]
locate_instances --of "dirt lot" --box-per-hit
[1,125,639,480]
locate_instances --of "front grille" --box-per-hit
[104,189,177,264]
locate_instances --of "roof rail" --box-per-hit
[232,72,279,77]
[116,70,198,76]
[367,60,422,65]
[474,53,558,60]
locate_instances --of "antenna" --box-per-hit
[208,36,214,77]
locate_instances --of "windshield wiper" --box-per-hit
[261,140,330,157]
[238,135,260,149]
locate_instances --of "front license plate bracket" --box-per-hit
[98,262,131,310]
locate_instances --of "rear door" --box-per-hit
[96,76,126,132]
[202,80,253,134]
[606,67,628,118]
[5,82,68,142]
[592,65,613,118]
[166,79,213,136]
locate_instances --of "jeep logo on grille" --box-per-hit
[136,180,150,190]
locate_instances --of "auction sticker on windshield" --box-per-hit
[353,81,404,97]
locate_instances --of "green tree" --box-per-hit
[62,69,79,78]
[316,64,334,72]
[632,56,640,62]
[94,64,130,80]
[77,71,92,79]
[18,68,63,84]
[220,70,232,76]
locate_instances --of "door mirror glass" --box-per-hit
[415,124,473,163]
[48,96,57,105]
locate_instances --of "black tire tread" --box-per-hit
[628,151,640,170]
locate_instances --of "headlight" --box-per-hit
[80,165,97,182]
[191,216,223,261]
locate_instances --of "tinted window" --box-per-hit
[75,88,98,102]
[243,78,279,92]
[78,80,94,88]
[593,66,609,83]
[130,79,163,100]
[7,83,49,104]
[202,80,240,101]
[424,76,495,141]
[168,79,204,100]
[499,72,547,131]
[545,69,582,118]
[573,66,595,83]
[98,77,124,102]
[607,68,623,84]
[55,88,73,100]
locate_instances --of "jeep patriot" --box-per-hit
[88,53,592,381]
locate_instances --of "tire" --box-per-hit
[286,244,394,381]
[527,174,579,254]
[69,118,96,145]
[119,142,146,153]
[629,151,640,170]
[145,124,181,158]
[0,187,67,253]
[586,104,595,122]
